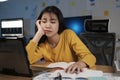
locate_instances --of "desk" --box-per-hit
[93,65,115,73]
[0,74,31,80]
[0,63,115,80]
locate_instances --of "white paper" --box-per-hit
[104,73,120,80]
[49,68,103,78]
[114,60,120,71]
[47,62,75,69]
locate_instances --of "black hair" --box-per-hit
[35,6,67,44]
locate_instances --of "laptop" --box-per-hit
[0,18,24,39]
[0,38,33,77]
[0,38,54,77]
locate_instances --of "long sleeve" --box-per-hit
[67,30,96,68]
[26,40,43,64]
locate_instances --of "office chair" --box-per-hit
[80,33,116,66]
[79,19,116,66]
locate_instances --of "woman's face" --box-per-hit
[40,12,59,37]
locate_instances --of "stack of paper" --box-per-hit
[33,62,104,80]
[48,62,103,79]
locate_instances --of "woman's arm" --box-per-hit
[65,30,96,74]
[26,20,45,64]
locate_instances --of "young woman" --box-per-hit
[26,6,96,74]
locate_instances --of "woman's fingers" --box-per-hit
[35,20,45,35]
[65,61,87,74]
[36,20,41,29]
[65,64,80,74]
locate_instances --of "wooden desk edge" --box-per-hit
[31,62,115,73]
[91,65,115,73]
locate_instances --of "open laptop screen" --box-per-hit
[0,18,24,37]
[0,38,32,77]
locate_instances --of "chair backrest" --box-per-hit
[79,32,116,66]
[84,19,109,33]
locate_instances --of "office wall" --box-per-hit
[0,0,120,39]
[0,0,87,37]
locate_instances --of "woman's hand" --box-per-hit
[32,20,45,43]
[65,61,87,74]
[36,20,45,35]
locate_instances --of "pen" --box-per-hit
[76,77,87,80]
[54,72,62,80]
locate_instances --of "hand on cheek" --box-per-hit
[36,20,45,35]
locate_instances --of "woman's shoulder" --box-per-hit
[62,29,77,37]
[61,29,77,39]
[62,29,75,34]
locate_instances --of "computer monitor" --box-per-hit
[0,18,24,37]
[64,15,92,35]
[84,19,109,32]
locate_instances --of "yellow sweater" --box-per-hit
[26,29,96,68]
